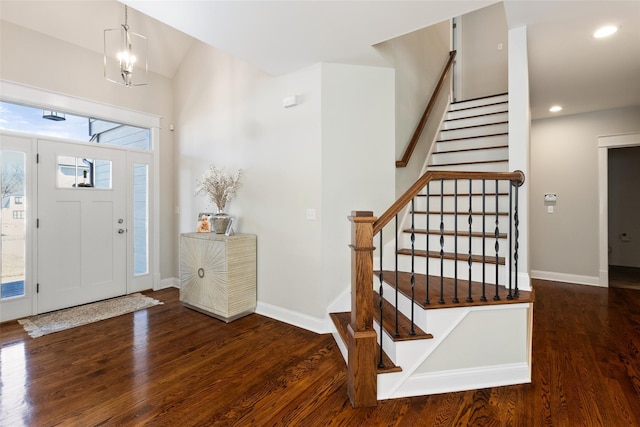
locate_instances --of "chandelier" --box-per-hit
[104,5,148,87]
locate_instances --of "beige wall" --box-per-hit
[375,20,451,198]
[173,40,395,326]
[530,107,640,281]
[0,21,177,280]
[460,2,508,100]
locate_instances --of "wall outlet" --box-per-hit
[306,208,316,220]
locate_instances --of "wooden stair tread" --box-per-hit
[377,270,534,310]
[373,291,432,342]
[396,249,505,265]
[402,229,507,239]
[329,312,402,374]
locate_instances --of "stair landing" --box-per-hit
[378,270,534,309]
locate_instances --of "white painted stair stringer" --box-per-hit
[376,302,533,400]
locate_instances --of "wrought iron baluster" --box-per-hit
[481,179,487,302]
[410,198,416,335]
[453,179,459,304]
[507,183,514,300]
[494,179,500,301]
[467,179,473,303]
[395,216,399,337]
[439,180,445,304]
[425,184,430,305]
[514,182,520,297]
[378,231,385,368]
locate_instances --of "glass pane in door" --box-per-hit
[133,163,148,275]
[1,151,26,299]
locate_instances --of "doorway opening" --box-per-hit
[607,146,640,290]
[598,132,640,287]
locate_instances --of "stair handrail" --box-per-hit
[374,170,525,238]
[396,50,457,168]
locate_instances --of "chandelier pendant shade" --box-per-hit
[104,5,148,87]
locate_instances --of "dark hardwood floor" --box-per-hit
[610,265,640,290]
[1,280,639,426]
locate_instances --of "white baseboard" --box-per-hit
[599,269,609,287]
[383,362,530,399]
[158,277,180,290]
[530,270,602,287]
[256,301,329,334]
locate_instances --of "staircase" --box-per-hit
[429,93,509,172]
[330,93,534,406]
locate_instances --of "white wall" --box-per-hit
[0,21,177,280]
[460,2,508,100]
[321,63,396,316]
[173,41,395,327]
[530,107,640,283]
[508,26,531,289]
[607,146,640,268]
[374,21,451,197]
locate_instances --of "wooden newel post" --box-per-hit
[347,210,378,407]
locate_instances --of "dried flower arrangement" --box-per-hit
[195,165,242,213]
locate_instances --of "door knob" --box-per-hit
[118,229,125,234]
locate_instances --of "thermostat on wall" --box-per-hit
[544,193,557,202]
[282,95,298,108]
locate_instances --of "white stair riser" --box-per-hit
[386,257,507,285]
[400,234,509,257]
[450,94,509,111]
[413,194,510,212]
[427,162,509,172]
[446,103,508,120]
[419,180,512,194]
[378,282,460,333]
[379,282,428,331]
[430,147,508,165]
[373,320,435,368]
[436,134,508,153]
[442,112,509,130]
[439,123,508,140]
[403,213,510,231]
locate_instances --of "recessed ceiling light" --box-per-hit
[594,25,618,39]
[549,105,563,113]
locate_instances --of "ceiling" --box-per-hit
[1,1,639,120]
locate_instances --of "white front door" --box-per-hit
[37,139,127,313]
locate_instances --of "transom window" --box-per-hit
[0,101,150,150]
